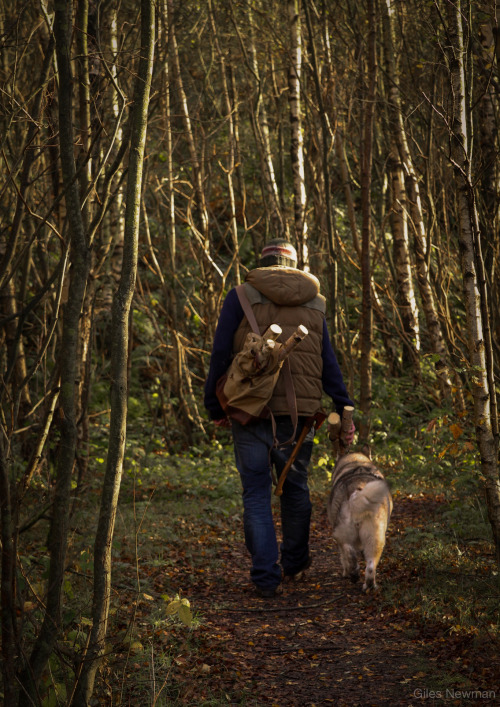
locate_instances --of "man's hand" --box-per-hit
[343,421,355,445]
[214,417,231,428]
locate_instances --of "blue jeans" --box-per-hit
[231,416,313,591]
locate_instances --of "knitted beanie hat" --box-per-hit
[259,239,298,268]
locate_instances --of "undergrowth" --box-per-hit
[13,373,499,705]
[97,371,498,703]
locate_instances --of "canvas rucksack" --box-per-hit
[216,284,307,441]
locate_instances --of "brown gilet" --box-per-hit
[233,267,326,417]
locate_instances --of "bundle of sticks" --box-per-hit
[247,323,309,372]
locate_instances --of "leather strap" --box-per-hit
[235,284,261,333]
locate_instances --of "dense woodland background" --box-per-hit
[0,0,499,704]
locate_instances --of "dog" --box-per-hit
[327,449,392,591]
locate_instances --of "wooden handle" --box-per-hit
[327,412,341,442]
[274,425,309,497]
[338,405,354,455]
[278,325,308,362]
[274,412,326,496]
[341,406,354,441]
[262,324,282,341]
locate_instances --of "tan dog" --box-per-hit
[327,450,392,591]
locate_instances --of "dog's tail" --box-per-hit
[349,479,390,518]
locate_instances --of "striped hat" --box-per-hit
[259,239,298,268]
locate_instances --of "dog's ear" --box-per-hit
[361,443,371,459]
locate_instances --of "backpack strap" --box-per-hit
[235,284,298,447]
[235,284,261,334]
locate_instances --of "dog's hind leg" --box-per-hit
[360,524,385,591]
[339,544,359,583]
[363,558,377,591]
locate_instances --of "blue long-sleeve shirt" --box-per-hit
[204,288,354,420]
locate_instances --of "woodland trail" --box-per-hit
[151,494,499,706]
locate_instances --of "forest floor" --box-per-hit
[105,472,500,706]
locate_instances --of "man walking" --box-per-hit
[204,239,355,598]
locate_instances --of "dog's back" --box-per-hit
[327,452,392,591]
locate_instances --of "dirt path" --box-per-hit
[176,496,499,706]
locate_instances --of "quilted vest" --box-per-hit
[233,267,326,416]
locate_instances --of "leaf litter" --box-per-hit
[103,485,499,706]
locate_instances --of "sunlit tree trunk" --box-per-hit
[72,0,155,703]
[167,3,207,238]
[229,62,249,247]
[336,130,361,258]
[302,0,337,317]
[209,0,240,284]
[167,0,221,339]
[244,0,286,240]
[444,0,500,562]
[477,8,499,364]
[101,5,126,305]
[381,0,452,398]
[160,0,176,287]
[387,143,421,370]
[288,0,308,267]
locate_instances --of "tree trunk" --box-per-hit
[444,0,500,563]
[302,0,338,321]
[209,0,241,285]
[288,0,308,267]
[0,32,54,415]
[477,10,499,363]
[336,130,361,258]
[358,0,377,442]
[244,0,286,240]
[19,0,91,701]
[72,0,155,702]
[381,0,452,398]
[75,0,93,495]
[0,434,16,705]
[387,142,421,370]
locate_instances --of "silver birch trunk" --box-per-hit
[167,0,209,244]
[160,0,176,278]
[209,0,240,284]
[167,0,218,332]
[288,0,308,267]
[336,130,361,258]
[388,143,421,368]
[72,0,155,702]
[381,0,452,398]
[302,0,337,318]
[245,0,286,240]
[445,0,500,562]
[103,6,126,299]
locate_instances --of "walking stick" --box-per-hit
[274,411,327,496]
